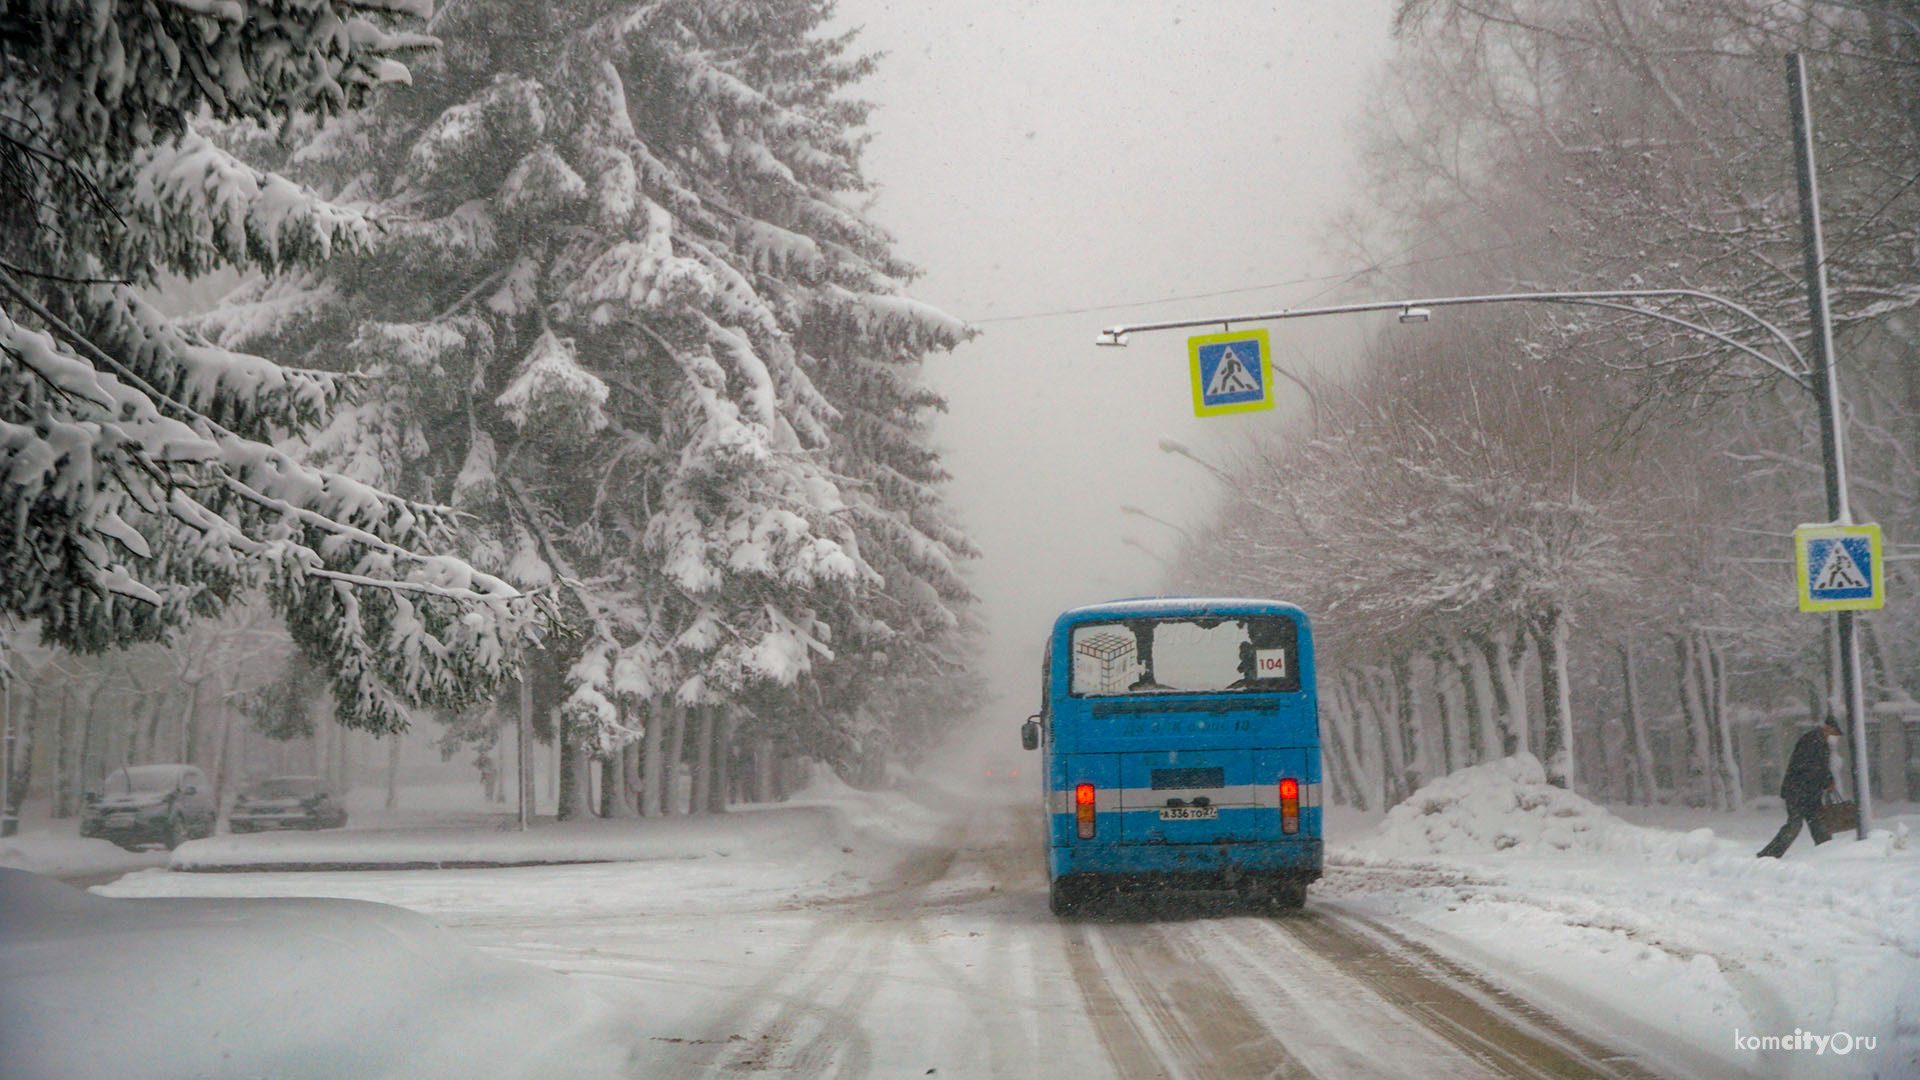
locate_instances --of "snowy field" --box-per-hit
[3,759,1916,1079]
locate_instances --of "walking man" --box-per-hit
[1757,717,1843,858]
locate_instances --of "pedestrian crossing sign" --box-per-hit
[1188,329,1274,417]
[1795,522,1884,612]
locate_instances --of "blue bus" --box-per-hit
[1019,598,1322,914]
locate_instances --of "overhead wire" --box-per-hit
[963,241,1524,325]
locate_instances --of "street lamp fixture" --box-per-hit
[1398,306,1431,325]
[1156,436,1231,482]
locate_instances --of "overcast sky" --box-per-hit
[829,1,1400,729]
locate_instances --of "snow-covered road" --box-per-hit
[65,793,1714,1080]
[602,803,1682,1079]
[12,760,1910,1079]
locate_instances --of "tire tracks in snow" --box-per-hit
[1064,899,1687,1079]
[1284,908,1680,1079]
[644,849,945,1079]
[649,820,1052,1079]
[1066,918,1314,1080]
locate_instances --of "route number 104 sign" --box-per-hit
[1253,649,1288,678]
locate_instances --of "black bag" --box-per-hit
[1814,791,1858,835]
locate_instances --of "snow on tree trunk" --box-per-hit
[1458,641,1496,766]
[71,683,102,816]
[640,700,667,819]
[6,699,34,820]
[663,704,687,817]
[1324,677,1370,811]
[1534,606,1575,789]
[209,671,236,811]
[1319,713,1344,808]
[1363,667,1408,804]
[709,711,734,815]
[517,675,535,828]
[1392,655,1430,792]
[690,706,714,817]
[558,720,592,822]
[598,754,622,818]
[753,737,776,805]
[1435,647,1470,774]
[148,692,170,765]
[621,740,642,816]
[1701,634,1742,810]
[1675,635,1717,808]
[51,686,74,819]
[1618,641,1658,805]
[386,734,401,812]
[1501,629,1532,756]
[1348,677,1385,810]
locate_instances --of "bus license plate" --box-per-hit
[1159,806,1218,821]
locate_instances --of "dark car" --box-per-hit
[229,776,349,833]
[80,764,219,851]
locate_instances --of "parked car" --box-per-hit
[229,776,349,833]
[80,764,218,851]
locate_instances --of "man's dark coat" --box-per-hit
[1780,726,1836,809]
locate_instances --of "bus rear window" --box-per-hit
[1069,616,1298,696]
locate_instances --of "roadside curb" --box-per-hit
[172,857,619,873]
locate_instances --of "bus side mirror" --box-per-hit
[1020,717,1040,751]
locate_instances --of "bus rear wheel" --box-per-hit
[1240,875,1306,913]
[1048,877,1084,917]
[1262,880,1308,912]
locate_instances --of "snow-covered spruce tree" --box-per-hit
[0,0,527,725]
[205,0,975,813]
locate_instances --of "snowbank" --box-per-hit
[163,801,845,871]
[1333,756,1920,1079]
[782,760,950,847]
[1352,753,1675,859]
[140,766,948,873]
[0,826,165,878]
[0,868,640,1080]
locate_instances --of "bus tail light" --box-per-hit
[1075,782,1097,839]
[1279,777,1300,835]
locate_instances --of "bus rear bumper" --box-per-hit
[1049,839,1323,883]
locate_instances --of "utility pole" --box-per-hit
[2,674,14,838]
[518,674,534,830]
[1787,51,1873,839]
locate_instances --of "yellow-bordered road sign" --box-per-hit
[1188,329,1274,417]
[1795,522,1884,612]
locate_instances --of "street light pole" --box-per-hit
[1120,503,1193,543]
[1787,50,1873,838]
[1121,534,1171,564]
[1,675,13,838]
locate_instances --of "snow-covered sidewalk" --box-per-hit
[0,867,643,1080]
[1323,755,1920,1080]
[1,772,951,1080]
